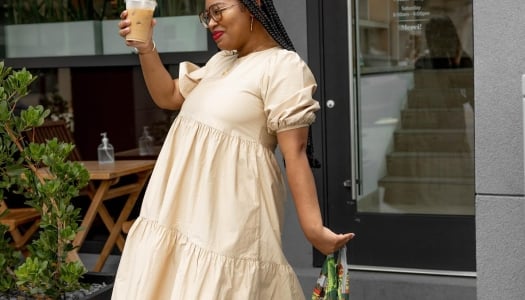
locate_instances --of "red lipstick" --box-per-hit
[212,31,224,41]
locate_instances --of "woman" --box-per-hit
[112,0,354,299]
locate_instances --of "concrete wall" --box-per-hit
[474,1,525,299]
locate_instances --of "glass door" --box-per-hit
[308,0,475,272]
[356,0,474,216]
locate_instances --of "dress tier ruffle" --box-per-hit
[112,48,319,299]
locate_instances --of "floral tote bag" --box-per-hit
[311,245,350,300]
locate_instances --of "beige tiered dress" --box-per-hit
[111,47,319,300]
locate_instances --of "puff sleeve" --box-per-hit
[262,51,320,134]
[178,61,207,99]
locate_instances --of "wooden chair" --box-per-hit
[0,201,40,250]
[26,120,82,161]
[122,220,134,234]
[27,119,93,197]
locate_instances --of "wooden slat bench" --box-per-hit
[0,201,41,250]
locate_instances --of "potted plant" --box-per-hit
[0,62,114,299]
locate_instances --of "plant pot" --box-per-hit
[79,272,115,300]
[0,272,114,300]
[5,21,102,58]
[101,16,207,54]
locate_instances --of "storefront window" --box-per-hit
[1,0,208,58]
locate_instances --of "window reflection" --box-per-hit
[414,15,472,70]
[4,0,124,24]
[2,0,204,24]
[156,0,204,17]
[1,0,208,57]
[356,0,474,215]
[357,0,473,72]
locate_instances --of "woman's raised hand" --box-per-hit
[117,10,156,52]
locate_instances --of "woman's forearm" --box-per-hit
[138,50,184,110]
[278,128,355,254]
[284,154,325,243]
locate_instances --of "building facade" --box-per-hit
[2,0,525,299]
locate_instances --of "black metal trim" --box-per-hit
[348,213,476,271]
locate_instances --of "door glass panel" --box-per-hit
[355,0,474,215]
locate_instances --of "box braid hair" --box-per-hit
[239,0,321,168]
[240,0,295,51]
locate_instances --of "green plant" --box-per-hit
[5,0,125,24]
[0,224,23,293]
[6,0,204,24]
[0,62,91,298]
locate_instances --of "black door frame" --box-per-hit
[306,0,475,271]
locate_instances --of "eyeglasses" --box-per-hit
[198,3,239,28]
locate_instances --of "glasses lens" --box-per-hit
[198,11,209,28]
[210,6,222,22]
[199,4,228,28]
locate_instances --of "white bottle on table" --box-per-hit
[138,126,154,156]
[97,132,114,164]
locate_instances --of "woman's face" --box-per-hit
[203,0,252,51]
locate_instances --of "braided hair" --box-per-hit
[240,0,295,51]
[239,0,321,168]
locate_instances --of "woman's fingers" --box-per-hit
[332,232,355,252]
[337,233,355,248]
[120,10,128,20]
[313,228,356,255]
[118,10,131,38]
[119,27,130,38]
[118,16,157,40]
[119,20,130,29]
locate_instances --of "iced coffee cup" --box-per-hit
[125,0,157,43]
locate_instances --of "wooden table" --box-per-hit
[70,160,156,271]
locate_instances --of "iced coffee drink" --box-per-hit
[126,0,157,43]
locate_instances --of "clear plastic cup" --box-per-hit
[125,0,157,43]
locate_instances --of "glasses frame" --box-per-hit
[199,3,240,28]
